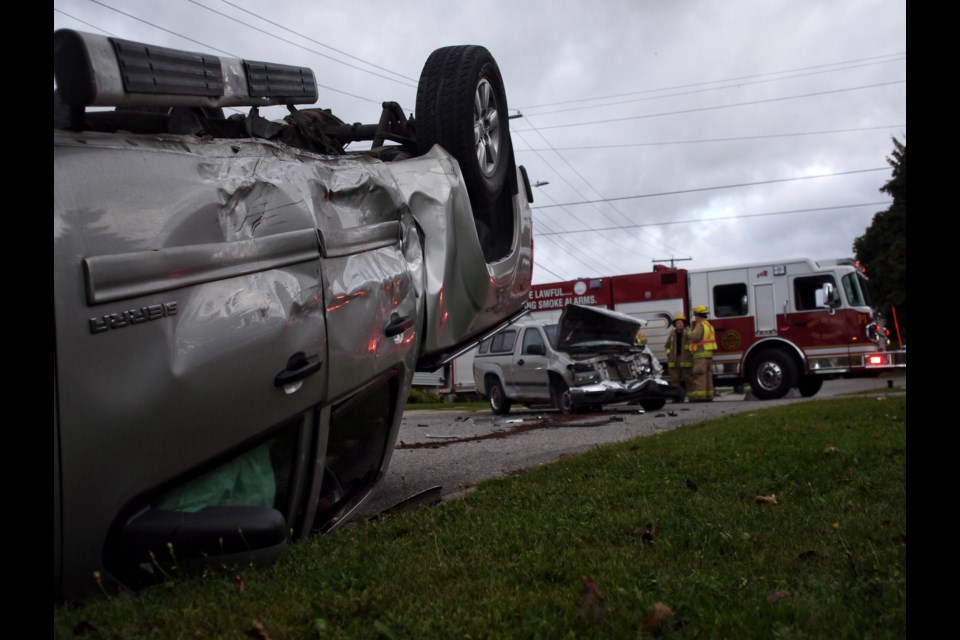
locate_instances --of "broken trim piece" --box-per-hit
[83,228,320,305]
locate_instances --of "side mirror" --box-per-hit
[815,283,841,309]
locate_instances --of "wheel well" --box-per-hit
[484,373,502,393]
[743,341,805,378]
[547,371,566,389]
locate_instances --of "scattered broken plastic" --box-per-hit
[472,416,527,426]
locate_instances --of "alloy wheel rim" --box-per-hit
[473,78,501,177]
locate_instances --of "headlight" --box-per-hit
[573,371,600,384]
[571,362,601,385]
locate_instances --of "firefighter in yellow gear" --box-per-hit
[685,305,717,402]
[664,313,692,398]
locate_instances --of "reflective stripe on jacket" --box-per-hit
[687,320,717,358]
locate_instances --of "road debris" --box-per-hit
[368,485,442,521]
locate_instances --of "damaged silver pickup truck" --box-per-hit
[474,304,683,414]
[54,30,532,598]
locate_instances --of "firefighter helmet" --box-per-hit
[673,313,686,323]
[693,305,709,316]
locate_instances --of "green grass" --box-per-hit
[54,397,906,639]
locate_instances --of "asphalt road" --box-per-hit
[353,375,905,520]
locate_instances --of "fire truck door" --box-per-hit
[754,284,777,335]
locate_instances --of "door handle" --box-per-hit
[385,313,414,337]
[517,358,525,366]
[274,352,322,387]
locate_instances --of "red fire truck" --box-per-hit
[443,258,905,400]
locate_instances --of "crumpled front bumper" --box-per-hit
[568,378,684,406]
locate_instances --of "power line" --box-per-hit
[85,0,382,105]
[519,122,683,260]
[87,0,237,56]
[219,0,418,83]
[513,125,907,151]
[536,202,892,237]
[514,52,905,110]
[513,81,905,133]
[518,59,906,118]
[54,8,118,36]
[531,191,619,277]
[532,168,889,209]
[188,1,418,90]
[533,259,565,281]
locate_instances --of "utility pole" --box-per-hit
[652,257,692,269]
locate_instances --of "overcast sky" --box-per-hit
[54,0,906,285]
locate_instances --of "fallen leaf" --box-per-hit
[832,522,840,530]
[72,620,96,636]
[823,445,838,453]
[755,494,779,505]
[578,576,605,618]
[631,522,658,542]
[685,478,699,492]
[465,504,474,513]
[767,591,792,603]
[246,621,272,640]
[232,574,245,592]
[642,522,658,542]
[638,602,674,634]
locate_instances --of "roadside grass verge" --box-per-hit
[55,396,906,639]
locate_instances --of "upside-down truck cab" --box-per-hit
[54,30,532,598]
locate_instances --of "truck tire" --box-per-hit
[551,380,574,414]
[488,379,511,415]
[640,398,666,411]
[748,350,797,400]
[797,375,824,398]
[416,45,510,206]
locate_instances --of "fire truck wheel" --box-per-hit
[416,45,511,206]
[748,350,797,400]
[797,375,824,397]
[487,378,512,415]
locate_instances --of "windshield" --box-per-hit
[842,272,873,308]
[544,324,558,348]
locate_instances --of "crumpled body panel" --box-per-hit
[53,130,531,596]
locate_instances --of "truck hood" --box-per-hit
[556,304,647,353]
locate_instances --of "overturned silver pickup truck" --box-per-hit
[473,304,682,414]
[54,30,532,598]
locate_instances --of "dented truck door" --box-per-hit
[54,132,330,594]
